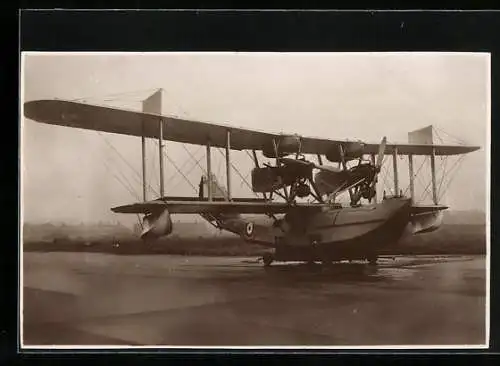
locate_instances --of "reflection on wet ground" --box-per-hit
[22,253,486,347]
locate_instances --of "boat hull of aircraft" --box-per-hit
[274,198,412,262]
[237,196,412,263]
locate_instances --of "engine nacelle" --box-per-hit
[325,141,365,162]
[140,208,173,240]
[262,134,302,158]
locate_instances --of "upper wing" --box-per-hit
[24,99,276,151]
[299,137,479,156]
[111,199,329,215]
[24,99,480,156]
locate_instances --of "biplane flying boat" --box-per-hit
[23,89,480,266]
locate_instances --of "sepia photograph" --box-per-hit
[20,52,489,348]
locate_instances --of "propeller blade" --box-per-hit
[339,144,348,170]
[376,136,387,170]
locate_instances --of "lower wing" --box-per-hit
[410,204,448,216]
[111,198,328,215]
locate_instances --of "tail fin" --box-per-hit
[408,125,434,145]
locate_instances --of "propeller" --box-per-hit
[375,136,387,172]
[367,136,387,202]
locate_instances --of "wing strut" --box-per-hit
[141,122,147,202]
[251,149,260,168]
[225,130,232,201]
[158,119,165,197]
[142,89,164,200]
[206,140,212,201]
[430,147,438,204]
[392,146,399,196]
[251,149,269,201]
[408,153,415,204]
[370,153,377,203]
[338,144,354,202]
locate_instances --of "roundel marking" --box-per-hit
[245,222,254,237]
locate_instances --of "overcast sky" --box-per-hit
[21,52,489,225]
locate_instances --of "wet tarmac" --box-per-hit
[21,253,487,347]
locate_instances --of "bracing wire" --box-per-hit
[380,164,394,195]
[106,159,140,200]
[102,160,143,226]
[412,157,433,200]
[215,148,258,197]
[239,171,252,188]
[98,133,143,185]
[182,144,208,176]
[436,155,449,198]
[438,155,466,202]
[164,153,198,193]
[97,131,159,197]
[70,87,161,103]
[167,151,204,192]
[417,157,455,203]
[417,156,449,203]
[433,125,468,145]
[240,150,260,187]
[102,159,141,201]
[169,153,205,193]
[165,146,202,187]
[433,127,445,145]
[147,138,198,194]
[402,156,429,197]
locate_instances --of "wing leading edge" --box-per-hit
[111,199,329,215]
[24,99,480,156]
[24,99,275,151]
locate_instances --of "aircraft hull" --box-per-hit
[274,197,412,262]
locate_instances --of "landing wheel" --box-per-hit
[262,253,274,267]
